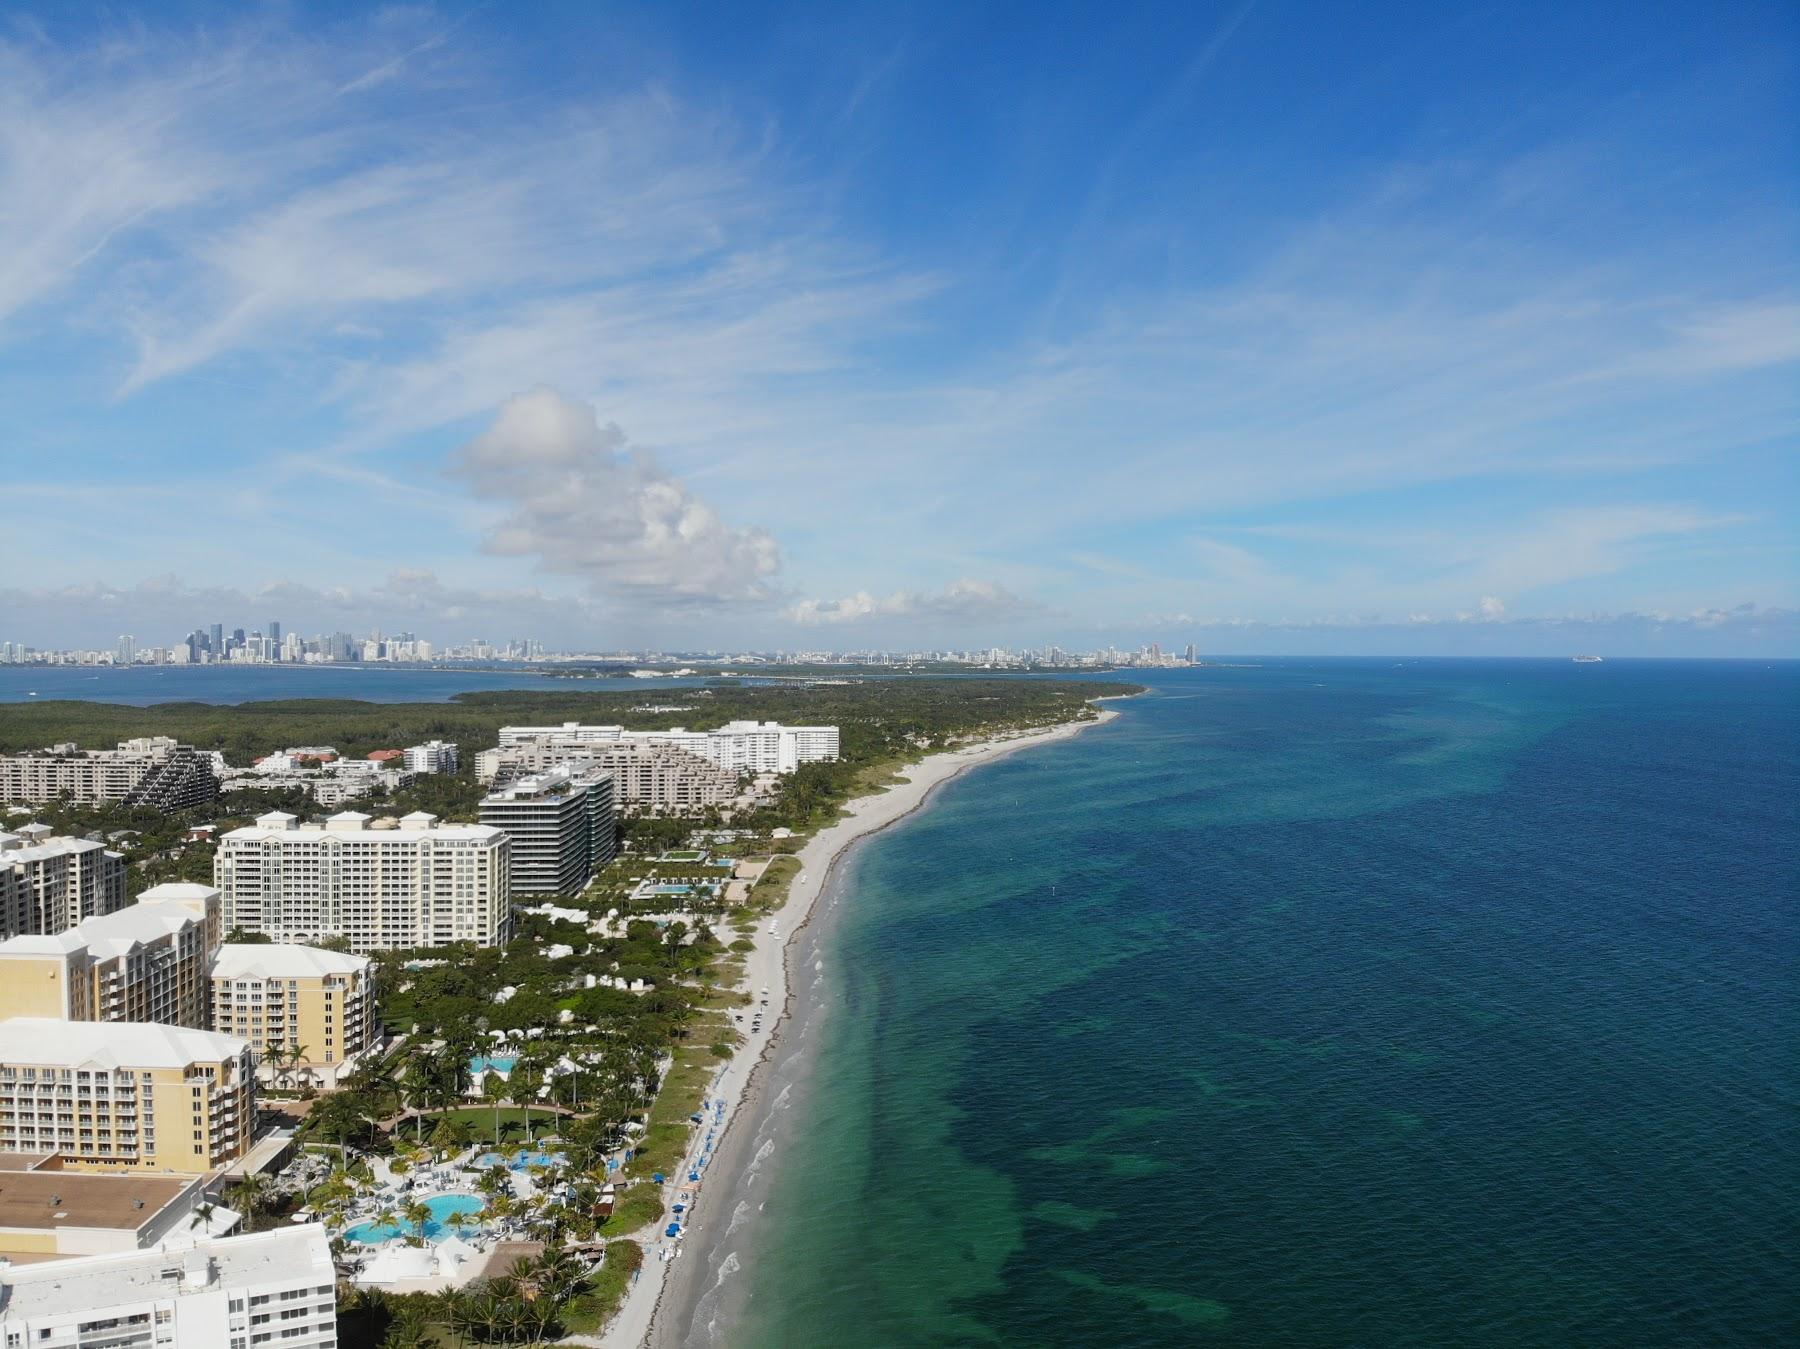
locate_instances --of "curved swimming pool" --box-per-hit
[343,1192,486,1244]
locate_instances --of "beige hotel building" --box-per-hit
[0,883,218,1027]
[0,1020,254,1174]
[0,882,377,1088]
[211,944,378,1085]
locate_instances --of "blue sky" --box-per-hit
[2,0,1796,654]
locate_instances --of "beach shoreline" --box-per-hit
[593,702,1124,1348]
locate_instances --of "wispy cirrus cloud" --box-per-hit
[0,14,926,419]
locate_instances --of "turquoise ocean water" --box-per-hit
[720,660,1796,1347]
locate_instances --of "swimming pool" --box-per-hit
[476,1148,566,1172]
[343,1193,486,1244]
[468,1054,518,1075]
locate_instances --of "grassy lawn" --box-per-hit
[603,1184,664,1235]
[624,1042,718,1184]
[424,1105,564,1147]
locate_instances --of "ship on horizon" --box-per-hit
[1573,655,1604,663]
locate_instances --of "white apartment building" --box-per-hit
[402,741,458,774]
[0,738,219,811]
[0,1224,338,1349]
[478,766,615,895]
[214,811,510,952]
[215,765,411,807]
[490,720,839,776]
[221,749,411,804]
[0,825,128,940]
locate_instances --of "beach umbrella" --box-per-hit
[666,1223,681,1237]
[652,1172,666,1183]
[672,1203,685,1213]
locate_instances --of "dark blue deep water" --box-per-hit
[738,660,1798,1347]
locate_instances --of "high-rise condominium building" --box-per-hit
[214,810,511,952]
[211,944,378,1083]
[0,1224,338,1348]
[0,883,219,1027]
[478,765,616,895]
[491,719,840,775]
[0,1019,254,1173]
[0,825,128,939]
[402,740,459,774]
[0,737,219,811]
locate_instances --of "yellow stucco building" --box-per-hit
[0,1020,254,1174]
[211,944,379,1085]
[0,883,219,1027]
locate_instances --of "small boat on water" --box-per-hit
[1573,655,1604,663]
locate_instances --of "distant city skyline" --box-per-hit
[0,620,546,666]
[1,3,1795,656]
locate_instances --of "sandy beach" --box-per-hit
[589,703,1121,1348]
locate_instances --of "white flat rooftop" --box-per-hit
[0,1018,246,1071]
[212,944,369,979]
[0,1223,332,1317]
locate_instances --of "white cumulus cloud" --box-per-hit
[452,388,783,607]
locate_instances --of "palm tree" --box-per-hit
[510,1063,545,1146]
[403,1198,433,1245]
[514,1294,554,1346]
[463,1288,504,1346]
[402,1047,436,1143]
[281,1042,311,1090]
[351,1054,406,1121]
[227,1174,270,1230]
[442,1288,478,1348]
[533,1244,583,1304]
[482,1072,509,1152]
[379,1300,438,1349]
[188,1198,218,1233]
[431,1113,471,1155]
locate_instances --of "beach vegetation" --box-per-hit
[560,1240,644,1333]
